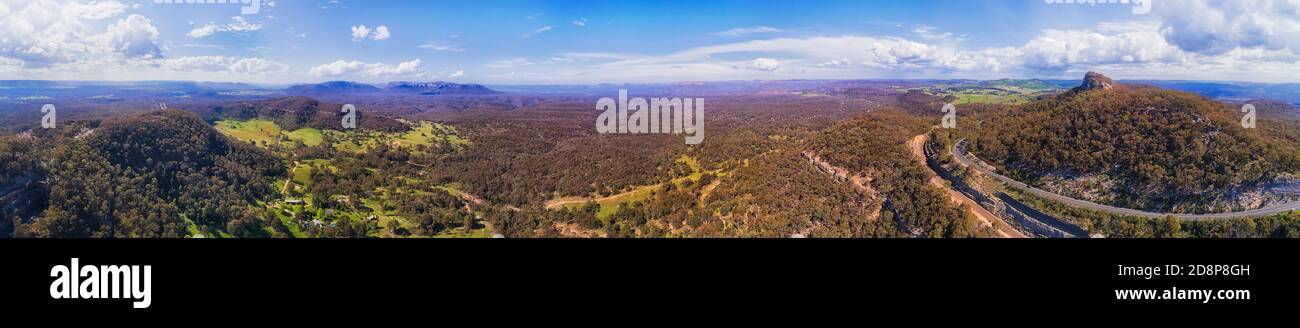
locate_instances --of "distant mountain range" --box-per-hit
[1121,80,1300,104]
[383,81,502,95]
[283,81,381,96]
[282,81,502,96]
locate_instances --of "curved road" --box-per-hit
[912,135,1025,238]
[952,139,1300,221]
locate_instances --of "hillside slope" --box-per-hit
[971,73,1300,213]
[6,110,286,238]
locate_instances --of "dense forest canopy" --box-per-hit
[971,75,1300,212]
[3,110,284,237]
[2,76,1299,238]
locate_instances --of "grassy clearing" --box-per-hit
[320,122,467,154]
[557,155,727,220]
[216,119,281,146]
[214,119,467,154]
[211,119,479,238]
[897,80,1061,105]
[291,164,312,186]
[285,128,324,146]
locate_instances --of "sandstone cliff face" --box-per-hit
[1073,71,1117,92]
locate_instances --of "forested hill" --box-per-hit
[971,73,1300,212]
[4,110,285,238]
[192,96,409,132]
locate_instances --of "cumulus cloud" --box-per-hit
[1017,22,1187,70]
[71,0,127,19]
[449,69,464,78]
[188,16,264,38]
[351,25,372,41]
[309,59,425,78]
[0,0,160,64]
[187,24,220,38]
[371,25,391,40]
[751,58,780,71]
[817,58,852,68]
[350,24,390,41]
[1156,0,1300,55]
[102,14,161,58]
[229,57,289,74]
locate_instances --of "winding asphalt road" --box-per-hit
[952,139,1300,221]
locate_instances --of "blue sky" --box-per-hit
[2,0,1299,84]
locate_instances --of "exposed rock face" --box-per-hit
[1073,71,1117,92]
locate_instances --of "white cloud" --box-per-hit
[351,25,372,41]
[101,14,161,58]
[572,18,588,26]
[309,59,425,78]
[371,25,391,40]
[712,26,781,37]
[0,0,161,64]
[187,23,221,38]
[817,58,852,68]
[158,56,234,72]
[449,69,464,78]
[1017,22,1187,70]
[226,16,262,32]
[350,24,389,41]
[229,57,289,74]
[911,25,965,42]
[0,56,26,68]
[187,16,263,38]
[521,26,553,39]
[751,58,780,71]
[72,0,126,19]
[1156,0,1300,55]
[159,56,287,75]
[417,42,465,52]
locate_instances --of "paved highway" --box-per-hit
[951,139,1300,221]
